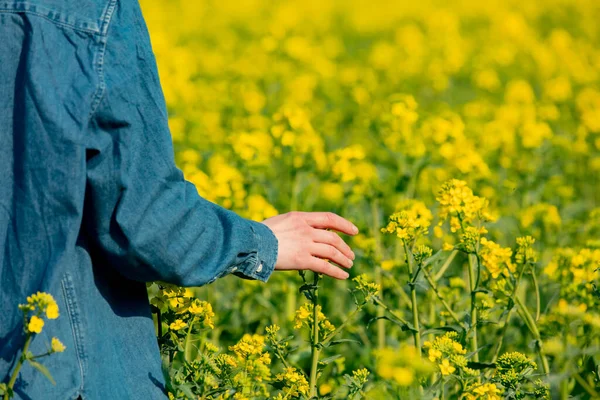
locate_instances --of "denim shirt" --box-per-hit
[0,0,279,398]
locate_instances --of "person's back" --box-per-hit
[0,0,184,397]
[0,0,357,398]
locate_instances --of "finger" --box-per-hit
[312,229,355,260]
[310,243,353,269]
[306,257,350,280]
[301,212,359,235]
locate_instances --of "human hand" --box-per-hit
[260,211,359,280]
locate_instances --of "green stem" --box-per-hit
[421,268,466,329]
[156,308,163,338]
[492,262,530,363]
[320,306,363,348]
[573,372,599,398]
[371,199,386,350]
[373,297,411,327]
[467,255,479,363]
[383,269,411,306]
[404,242,421,353]
[184,316,197,362]
[560,334,570,399]
[309,272,321,398]
[5,334,32,400]
[513,295,550,374]
[531,271,541,321]
[560,378,569,400]
[433,250,458,282]
[286,283,296,325]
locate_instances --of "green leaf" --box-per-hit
[325,338,361,347]
[367,316,416,332]
[176,383,196,399]
[28,360,55,385]
[422,249,446,268]
[467,361,496,370]
[319,354,343,365]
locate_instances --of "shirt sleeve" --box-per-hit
[81,0,278,287]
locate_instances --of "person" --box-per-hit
[0,0,358,398]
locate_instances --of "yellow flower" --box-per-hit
[274,367,309,396]
[28,316,44,334]
[319,382,333,395]
[169,319,187,331]
[188,300,216,329]
[439,359,456,376]
[428,348,442,362]
[319,182,344,203]
[46,303,59,320]
[479,238,514,279]
[392,367,414,386]
[294,304,311,328]
[381,259,396,271]
[51,337,66,353]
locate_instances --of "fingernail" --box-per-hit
[351,251,356,260]
[343,272,350,279]
[352,225,359,234]
[349,260,353,268]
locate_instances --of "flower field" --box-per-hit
[139,0,600,398]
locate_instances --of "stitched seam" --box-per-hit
[0,3,100,33]
[61,273,87,393]
[88,0,117,118]
[0,9,98,33]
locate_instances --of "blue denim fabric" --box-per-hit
[0,0,279,398]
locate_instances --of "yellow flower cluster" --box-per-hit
[437,179,495,232]
[18,292,60,334]
[381,211,427,242]
[169,319,187,331]
[229,334,269,362]
[423,332,475,377]
[577,88,600,133]
[515,236,537,265]
[294,303,335,336]
[544,247,600,308]
[520,203,562,234]
[352,274,381,301]
[412,244,433,265]
[188,299,216,329]
[494,352,538,391]
[271,105,327,171]
[242,194,278,222]
[479,238,515,279]
[51,337,66,353]
[457,226,486,254]
[151,284,216,332]
[352,368,369,385]
[328,144,379,196]
[19,292,59,320]
[272,367,309,397]
[464,383,502,400]
[150,284,194,313]
[375,345,434,386]
[228,334,272,396]
[17,292,66,360]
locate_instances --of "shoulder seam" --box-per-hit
[0,2,100,33]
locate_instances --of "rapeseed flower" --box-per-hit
[51,337,66,353]
[28,316,44,334]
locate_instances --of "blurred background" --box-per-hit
[140,0,600,398]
